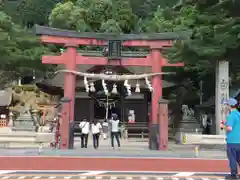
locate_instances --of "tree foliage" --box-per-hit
[0,11,54,87]
[16,0,59,27]
[0,0,240,101]
[146,0,240,76]
[49,0,137,33]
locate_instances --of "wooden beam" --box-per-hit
[76,55,152,66]
[42,54,183,67]
[40,35,172,47]
[122,40,172,47]
[42,55,64,64]
[79,51,148,58]
[41,35,107,46]
[165,62,184,67]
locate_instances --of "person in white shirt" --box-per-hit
[109,114,120,149]
[91,120,102,149]
[79,119,90,148]
[102,119,109,140]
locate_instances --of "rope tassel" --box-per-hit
[135,81,140,93]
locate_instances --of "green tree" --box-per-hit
[143,0,240,102]
[130,0,178,19]
[147,0,240,76]
[49,0,137,33]
[49,1,91,31]
[16,0,58,27]
[0,11,55,87]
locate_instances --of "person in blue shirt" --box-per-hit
[223,98,240,179]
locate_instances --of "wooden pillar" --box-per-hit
[151,48,162,123]
[60,44,77,149]
[158,98,169,150]
[149,48,163,150]
[90,98,94,121]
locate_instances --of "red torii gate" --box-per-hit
[35,25,184,150]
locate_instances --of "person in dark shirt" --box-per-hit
[109,114,121,149]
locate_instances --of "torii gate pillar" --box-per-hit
[60,44,77,149]
[150,48,163,150]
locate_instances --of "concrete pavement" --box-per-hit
[0,139,228,173]
[0,138,227,159]
[0,171,228,180]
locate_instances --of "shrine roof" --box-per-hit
[0,90,12,106]
[35,25,190,40]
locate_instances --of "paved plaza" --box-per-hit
[0,139,229,178]
[0,138,227,159]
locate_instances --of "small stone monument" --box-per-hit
[175,105,202,143]
[177,105,202,132]
[12,106,37,132]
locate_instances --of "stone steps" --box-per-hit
[0,131,54,148]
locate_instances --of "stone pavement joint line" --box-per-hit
[0,176,227,180]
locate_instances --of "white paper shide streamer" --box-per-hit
[56,70,173,94]
[124,80,131,96]
[84,77,89,92]
[145,77,153,92]
[102,80,108,95]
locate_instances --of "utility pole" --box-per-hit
[199,80,203,105]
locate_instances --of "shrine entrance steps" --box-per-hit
[0,129,54,148]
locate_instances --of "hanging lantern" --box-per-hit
[90,82,96,92]
[135,81,140,93]
[112,84,118,94]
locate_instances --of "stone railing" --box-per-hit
[177,133,226,145]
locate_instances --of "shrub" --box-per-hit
[21,85,37,92]
[20,102,25,106]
